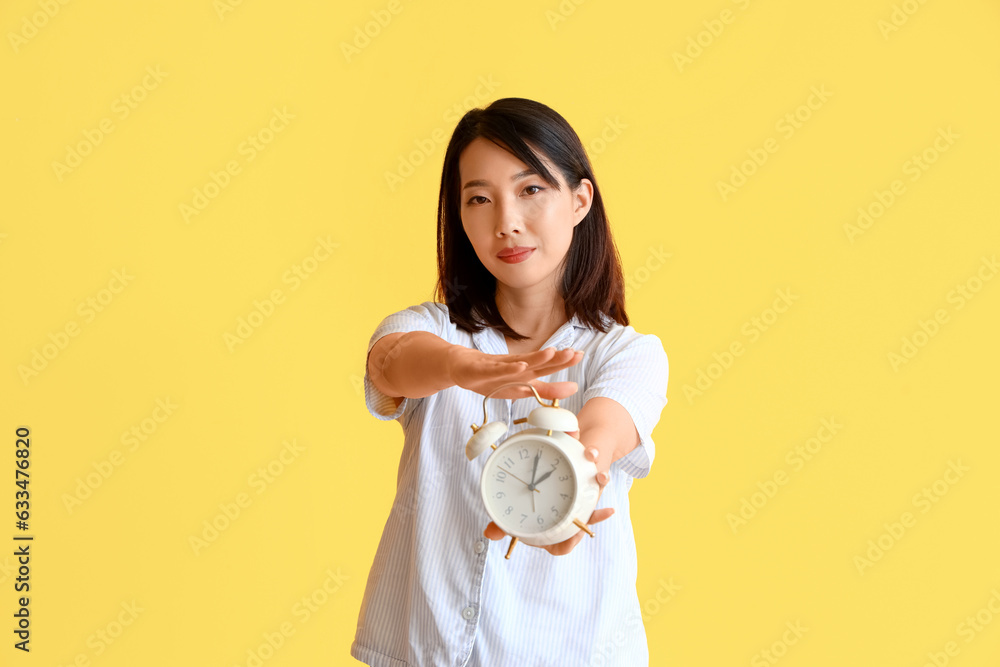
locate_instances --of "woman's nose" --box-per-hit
[494,200,522,237]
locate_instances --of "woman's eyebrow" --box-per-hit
[462,169,537,191]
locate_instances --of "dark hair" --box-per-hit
[434,97,629,340]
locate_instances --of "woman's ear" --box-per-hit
[573,179,594,227]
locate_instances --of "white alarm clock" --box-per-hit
[465,383,602,559]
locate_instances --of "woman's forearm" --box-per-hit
[576,396,641,472]
[368,331,457,399]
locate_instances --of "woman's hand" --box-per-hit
[448,346,584,400]
[483,440,614,556]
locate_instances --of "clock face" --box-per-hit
[483,437,577,535]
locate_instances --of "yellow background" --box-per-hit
[3,0,999,664]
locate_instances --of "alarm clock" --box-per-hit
[465,382,602,559]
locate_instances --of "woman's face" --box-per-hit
[458,137,593,294]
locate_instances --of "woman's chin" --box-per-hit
[493,276,547,293]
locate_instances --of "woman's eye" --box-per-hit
[466,186,542,206]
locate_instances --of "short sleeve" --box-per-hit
[582,331,669,479]
[363,302,447,423]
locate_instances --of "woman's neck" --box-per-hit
[495,285,568,343]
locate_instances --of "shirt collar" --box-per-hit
[471,313,589,355]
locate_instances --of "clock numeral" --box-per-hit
[520,514,528,524]
[504,456,515,468]
[495,491,505,499]
[519,448,529,460]
[550,457,561,469]
[559,474,569,482]
[505,505,513,515]
[560,493,569,500]
[537,516,545,525]
[551,506,560,516]
[495,470,507,483]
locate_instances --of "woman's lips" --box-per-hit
[497,248,534,264]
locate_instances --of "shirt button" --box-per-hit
[462,606,476,620]
[474,540,486,554]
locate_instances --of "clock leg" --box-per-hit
[573,519,595,538]
[505,536,519,559]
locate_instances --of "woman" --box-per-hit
[352,97,669,666]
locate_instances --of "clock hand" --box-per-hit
[533,469,554,486]
[529,450,541,513]
[499,467,541,493]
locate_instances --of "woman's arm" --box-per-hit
[576,397,641,479]
[367,330,587,402]
[367,332,456,400]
